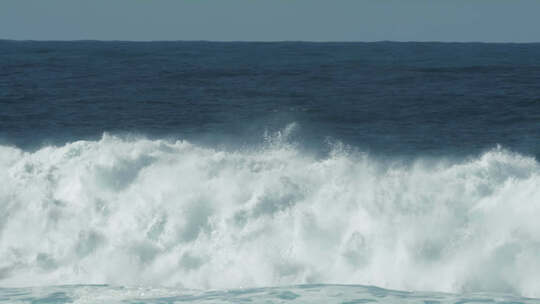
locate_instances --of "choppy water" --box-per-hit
[1,284,537,304]
[1,41,540,302]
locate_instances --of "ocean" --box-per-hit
[1,40,539,303]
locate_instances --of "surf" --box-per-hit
[1,130,539,297]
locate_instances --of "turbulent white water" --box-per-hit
[1,130,540,297]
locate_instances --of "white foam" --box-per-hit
[1,131,539,297]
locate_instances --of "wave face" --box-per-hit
[1,132,540,297]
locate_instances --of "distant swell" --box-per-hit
[1,131,539,297]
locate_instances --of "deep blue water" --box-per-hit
[1,40,539,157]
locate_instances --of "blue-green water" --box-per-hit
[0,285,537,304]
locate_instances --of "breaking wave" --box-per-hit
[1,129,539,297]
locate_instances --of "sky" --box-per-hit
[1,0,540,42]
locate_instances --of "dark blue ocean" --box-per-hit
[1,41,540,303]
[2,41,539,156]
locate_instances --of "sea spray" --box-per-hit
[1,132,539,297]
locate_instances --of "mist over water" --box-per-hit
[1,126,539,297]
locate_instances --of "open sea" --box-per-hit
[1,40,540,303]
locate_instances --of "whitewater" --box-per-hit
[1,127,539,303]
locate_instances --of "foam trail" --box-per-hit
[1,131,539,297]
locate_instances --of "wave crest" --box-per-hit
[1,134,539,296]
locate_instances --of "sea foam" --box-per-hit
[0,131,539,297]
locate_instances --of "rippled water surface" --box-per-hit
[1,285,537,304]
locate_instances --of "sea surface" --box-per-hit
[1,40,540,303]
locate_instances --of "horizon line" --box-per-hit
[1,38,540,44]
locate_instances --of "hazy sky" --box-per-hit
[1,0,540,42]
